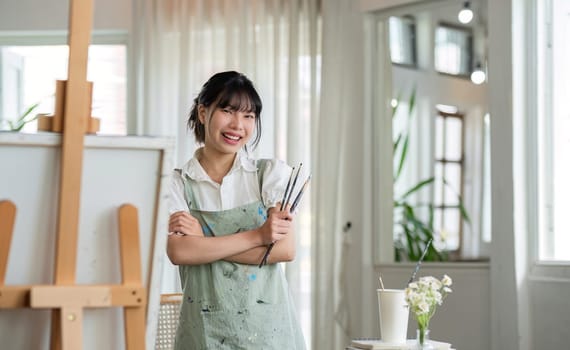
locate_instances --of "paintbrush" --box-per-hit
[407,238,433,285]
[290,174,311,213]
[280,166,295,211]
[259,164,304,268]
[259,173,311,267]
[284,163,302,209]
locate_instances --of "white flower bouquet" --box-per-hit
[405,275,453,347]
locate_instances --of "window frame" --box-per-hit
[389,15,418,69]
[533,0,570,266]
[434,22,474,79]
[433,109,465,256]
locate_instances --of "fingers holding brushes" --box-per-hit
[258,164,311,268]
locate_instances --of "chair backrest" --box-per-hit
[155,293,183,350]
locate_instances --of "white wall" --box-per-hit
[529,279,570,347]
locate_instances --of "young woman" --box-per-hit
[167,71,306,349]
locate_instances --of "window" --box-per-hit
[433,109,465,252]
[537,0,570,261]
[434,23,473,77]
[0,44,127,135]
[389,16,417,67]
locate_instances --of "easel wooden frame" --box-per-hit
[0,201,147,349]
[0,0,150,349]
[0,133,173,349]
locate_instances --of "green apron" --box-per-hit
[174,162,306,350]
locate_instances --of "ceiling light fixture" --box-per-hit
[471,62,486,84]
[458,1,474,24]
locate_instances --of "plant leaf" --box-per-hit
[408,86,417,116]
[393,133,402,153]
[400,177,435,200]
[394,135,409,181]
[17,102,41,122]
[442,178,472,223]
[9,101,41,131]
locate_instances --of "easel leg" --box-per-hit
[61,306,83,350]
[124,307,146,349]
[0,200,16,285]
[118,204,146,349]
[50,311,62,350]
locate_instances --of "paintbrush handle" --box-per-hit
[280,167,295,211]
[407,239,433,285]
[258,242,275,268]
[261,164,305,267]
[290,175,311,212]
[285,164,302,208]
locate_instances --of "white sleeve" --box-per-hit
[260,159,294,209]
[168,170,190,214]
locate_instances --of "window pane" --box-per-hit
[434,162,443,205]
[550,0,570,261]
[442,208,460,250]
[434,24,473,76]
[88,46,127,134]
[389,16,416,66]
[444,163,462,204]
[435,115,444,159]
[433,207,459,251]
[0,45,126,135]
[434,207,442,236]
[445,117,463,160]
[538,0,570,260]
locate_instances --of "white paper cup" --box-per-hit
[377,289,409,344]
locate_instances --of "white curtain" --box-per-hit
[312,0,368,349]
[133,0,320,165]
[131,0,321,347]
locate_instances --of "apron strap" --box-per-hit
[174,168,195,209]
[256,159,272,200]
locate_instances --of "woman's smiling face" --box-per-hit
[199,102,256,155]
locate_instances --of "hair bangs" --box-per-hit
[216,85,262,116]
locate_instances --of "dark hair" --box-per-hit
[188,71,263,148]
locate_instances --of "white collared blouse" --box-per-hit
[168,148,292,215]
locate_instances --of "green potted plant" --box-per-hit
[392,89,470,262]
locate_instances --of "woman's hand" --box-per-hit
[168,211,204,236]
[256,204,293,245]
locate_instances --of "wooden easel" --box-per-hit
[0,0,146,349]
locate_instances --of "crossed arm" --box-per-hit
[166,206,296,266]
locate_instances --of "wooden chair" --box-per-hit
[155,293,183,350]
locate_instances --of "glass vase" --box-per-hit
[416,328,435,350]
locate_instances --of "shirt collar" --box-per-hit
[182,148,257,181]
